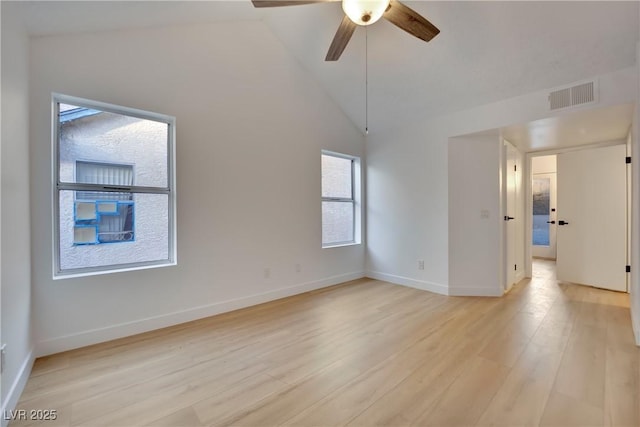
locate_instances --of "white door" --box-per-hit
[532,172,557,259]
[556,144,627,292]
[504,141,519,290]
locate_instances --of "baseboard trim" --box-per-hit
[632,307,640,347]
[36,271,365,357]
[1,349,35,427]
[366,271,448,296]
[505,275,529,294]
[448,285,503,297]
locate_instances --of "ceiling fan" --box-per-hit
[251,0,440,61]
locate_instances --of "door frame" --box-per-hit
[524,139,630,287]
[502,139,524,293]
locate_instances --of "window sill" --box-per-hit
[54,260,176,280]
[322,241,361,249]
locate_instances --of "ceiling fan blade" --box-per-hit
[325,15,357,61]
[383,0,440,42]
[251,0,337,7]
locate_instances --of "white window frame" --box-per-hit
[321,150,362,248]
[52,93,177,278]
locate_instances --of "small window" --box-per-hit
[321,151,361,247]
[73,161,135,245]
[53,94,176,278]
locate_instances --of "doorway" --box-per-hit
[528,144,628,292]
[531,155,557,260]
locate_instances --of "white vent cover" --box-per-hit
[548,80,598,111]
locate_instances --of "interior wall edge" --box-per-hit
[35,270,365,357]
[0,348,35,427]
[634,309,640,345]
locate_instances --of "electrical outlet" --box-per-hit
[295,263,301,273]
[1,344,6,374]
[264,268,271,279]
[418,260,425,270]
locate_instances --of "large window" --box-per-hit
[321,151,361,247]
[53,94,176,278]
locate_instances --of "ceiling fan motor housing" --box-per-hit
[342,0,390,26]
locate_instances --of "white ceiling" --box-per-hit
[501,103,635,152]
[261,1,638,132]
[7,1,640,137]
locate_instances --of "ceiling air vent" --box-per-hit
[548,80,597,111]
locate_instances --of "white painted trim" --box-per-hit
[1,349,35,427]
[51,93,177,280]
[527,138,627,156]
[366,271,448,296]
[633,307,640,346]
[448,285,503,297]
[36,271,364,357]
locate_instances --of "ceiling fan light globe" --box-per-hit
[342,0,390,26]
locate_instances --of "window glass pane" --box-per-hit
[322,201,354,245]
[76,161,133,186]
[532,177,550,246]
[322,154,352,199]
[58,103,168,188]
[59,191,169,270]
[76,162,133,201]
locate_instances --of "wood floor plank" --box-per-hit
[604,305,640,427]
[144,406,203,427]
[347,333,484,426]
[540,391,604,426]
[70,359,270,425]
[415,355,511,426]
[552,321,607,409]
[190,373,289,426]
[218,359,361,426]
[476,342,564,426]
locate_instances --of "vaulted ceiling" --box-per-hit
[262,1,638,133]
[8,1,639,134]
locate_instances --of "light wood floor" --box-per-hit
[11,260,640,426]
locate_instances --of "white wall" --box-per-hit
[366,124,449,294]
[29,21,365,356]
[366,66,637,296]
[532,155,557,174]
[1,2,34,421]
[448,134,502,296]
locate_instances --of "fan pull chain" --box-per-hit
[365,26,369,135]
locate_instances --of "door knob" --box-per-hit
[546,220,556,224]
[558,220,569,225]
[504,216,515,221]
